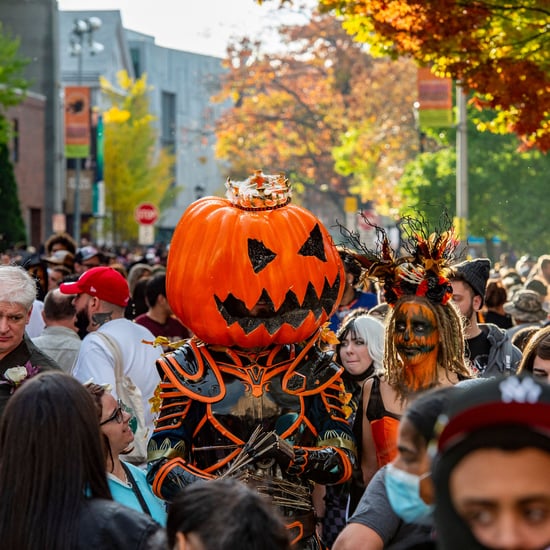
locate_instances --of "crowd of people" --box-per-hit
[1,189,550,550]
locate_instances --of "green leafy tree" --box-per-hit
[100,71,175,244]
[398,117,550,256]
[0,22,29,144]
[0,22,30,249]
[0,143,27,250]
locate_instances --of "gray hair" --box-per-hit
[0,266,37,311]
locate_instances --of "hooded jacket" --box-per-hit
[476,323,522,378]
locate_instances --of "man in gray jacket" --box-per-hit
[451,258,521,377]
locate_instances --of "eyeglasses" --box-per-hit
[100,401,125,425]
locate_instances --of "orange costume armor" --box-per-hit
[147,172,356,548]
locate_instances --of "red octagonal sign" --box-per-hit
[134,202,159,225]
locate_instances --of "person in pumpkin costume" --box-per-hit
[340,214,472,492]
[147,172,356,549]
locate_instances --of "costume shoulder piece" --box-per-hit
[282,335,343,395]
[157,338,226,403]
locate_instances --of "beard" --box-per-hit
[75,309,90,339]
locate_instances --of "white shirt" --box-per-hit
[72,318,162,436]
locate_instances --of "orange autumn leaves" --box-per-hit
[319,0,550,151]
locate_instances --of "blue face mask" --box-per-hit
[384,463,434,525]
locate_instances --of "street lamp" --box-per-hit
[68,17,103,245]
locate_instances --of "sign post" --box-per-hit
[135,203,159,245]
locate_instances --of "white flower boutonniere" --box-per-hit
[1,361,40,394]
[5,366,29,384]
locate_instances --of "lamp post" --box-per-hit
[68,17,103,245]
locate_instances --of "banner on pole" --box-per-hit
[417,68,453,128]
[64,86,91,158]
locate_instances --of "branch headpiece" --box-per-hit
[340,212,460,307]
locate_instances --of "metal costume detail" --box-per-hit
[147,333,356,548]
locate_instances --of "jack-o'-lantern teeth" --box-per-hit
[214,275,341,335]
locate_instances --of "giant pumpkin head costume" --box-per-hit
[166,171,345,348]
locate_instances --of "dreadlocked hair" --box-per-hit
[384,296,471,401]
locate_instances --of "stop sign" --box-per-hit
[134,203,159,225]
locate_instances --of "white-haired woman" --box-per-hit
[317,313,386,546]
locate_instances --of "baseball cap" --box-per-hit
[436,375,550,454]
[59,266,130,307]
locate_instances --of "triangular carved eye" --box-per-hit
[298,224,327,262]
[248,239,277,273]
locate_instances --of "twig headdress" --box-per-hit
[339,212,460,307]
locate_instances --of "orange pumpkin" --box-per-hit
[166,172,344,348]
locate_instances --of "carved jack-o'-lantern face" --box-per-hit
[393,298,439,369]
[166,183,344,348]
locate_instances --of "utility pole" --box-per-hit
[455,84,468,242]
[68,17,103,245]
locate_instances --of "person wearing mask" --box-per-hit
[346,222,470,491]
[334,386,455,550]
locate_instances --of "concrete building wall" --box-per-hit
[126,30,228,235]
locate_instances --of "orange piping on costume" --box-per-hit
[301,415,318,438]
[332,446,353,482]
[153,457,184,497]
[203,449,240,473]
[283,333,344,396]
[286,521,304,546]
[205,407,244,445]
[160,350,227,404]
[279,396,307,439]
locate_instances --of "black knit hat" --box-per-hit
[452,258,491,301]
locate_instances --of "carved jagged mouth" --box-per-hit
[214,274,341,335]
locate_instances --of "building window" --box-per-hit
[11,119,19,163]
[161,91,176,150]
[130,47,141,78]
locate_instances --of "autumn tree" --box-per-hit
[100,71,174,244]
[398,113,550,256]
[318,0,550,151]
[214,10,418,222]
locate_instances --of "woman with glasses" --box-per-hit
[86,381,167,525]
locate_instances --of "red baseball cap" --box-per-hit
[59,266,130,307]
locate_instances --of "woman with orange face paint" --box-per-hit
[340,215,472,490]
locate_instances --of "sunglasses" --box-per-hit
[100,401,125,426]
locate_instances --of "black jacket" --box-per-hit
[77,499,166,549]
[0,333,61,417]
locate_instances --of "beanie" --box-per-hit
[452,258,491,301]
